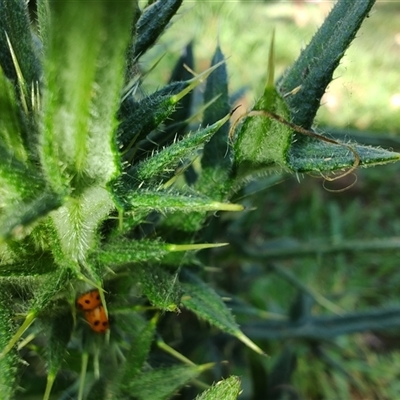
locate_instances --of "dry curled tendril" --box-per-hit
[229,109,360,192]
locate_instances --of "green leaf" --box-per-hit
[136,264,181,312]
[118,62,224,161]
[181,272,264,355]
[201,45,231,171]
[133,0,183,58]
[129,114,230,185]
[31,269,72,313]
[118,81,188,155]
[130,42,195,161]
[43,309,74,400]
[97,239,169,265]
[0,67,27,160]
[46,310,74,375]
[0,252,56,276]
[117,315,158,390]
[288,139,400,172]
[50,186,114,263]
[126,363,213,400]
[193,45,233,206]
[0,0,41,88]
[0,293,19,397]
[195,376,242,400]
[0,270,72,360]
[114,188,243,213]
[97,240,226,267]
[0,191,64,241]
[0,142,46,208]
[233,85,400,176]
[277,0,376,128]
[233,86,292,168]
[40,0,134,189]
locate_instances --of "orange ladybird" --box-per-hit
[84,305,109,333]
[76,289,101,311]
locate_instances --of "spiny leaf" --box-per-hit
[114,188,243,214]
[50,186,114,263]
[31,268,73,313]
[125,363,214,400]
[97,239,227,266]
[118,61,225,160]
[195,376,242,400]
[132,42,195,161]
[233,86,400,176]
[41,0,134,187]
[181,272,264,355]
[0,293,19,396]
[134,0,183,58]
[0,142,46,207]
[136,264,181,311]
[0,309,36,360]
[97,239,169,265]
[201,45,231,172]
[233,86,292,168]
[129,114,230,185]
[117,314,158,391]
[117,81,188,154]
[0,0,41,90]
[0,252,56,276]
[0,191,64,241]
[0,67,27,159]
[288,139,400,172]
[277,0,376,128]
[43,309,74,400]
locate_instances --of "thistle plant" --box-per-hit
[0,0,398,399]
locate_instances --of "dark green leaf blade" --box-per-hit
[0,292,19,397]
[288,138,400,173]
[181,272,264,355]
[113,188,243,214]
[201,45,231,171]
[134,0,183,58]
[0,0,41,85]
[137,265,182,312]
[117,315,158,391]
[277,0,376,128]
[129,114,230,185]
[127,363,212,400]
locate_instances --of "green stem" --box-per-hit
[0,310,36,359]
[244,237,400,259]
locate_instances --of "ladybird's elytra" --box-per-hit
[76,289,109,333]
[84,305,109,333]
[76,289,101,311]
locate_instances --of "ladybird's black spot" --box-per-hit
[85,299,90,304]
[94,320,100,326]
